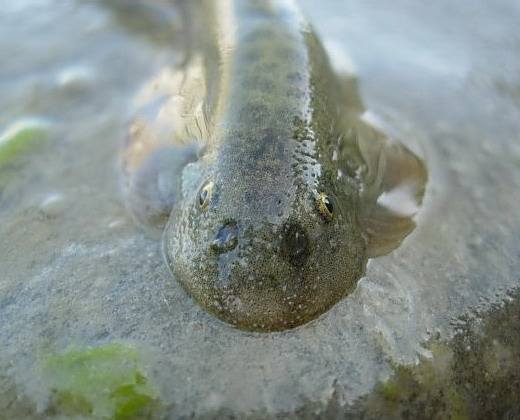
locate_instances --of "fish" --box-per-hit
[121,0,427,331]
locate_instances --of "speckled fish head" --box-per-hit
[163,154,367,332]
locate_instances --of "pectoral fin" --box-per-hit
[121,59,207,236]
[354,117,427,258]
[123,144,198,236]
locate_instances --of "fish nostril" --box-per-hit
[281,223,309,266]
[210,221,238,254]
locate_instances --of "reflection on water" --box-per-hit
[1,0,519,417]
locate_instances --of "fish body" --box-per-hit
[123,0,427,331]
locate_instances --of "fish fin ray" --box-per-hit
[344,117,427,257]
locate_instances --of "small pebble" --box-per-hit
[56,65,95,91]
[39,193,66,217]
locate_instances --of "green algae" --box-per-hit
[283,293,520,420]
[42,343,159,420]
[338,291,520,420]
[368,343,469,420]
[0,119,50,168]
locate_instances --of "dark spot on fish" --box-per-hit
[243,48,261,62]
[239,102,269,124]
[286,86,305,100]
[287,71,302,83]
[249,77,275,92]
[243,27,273,45]
[281,223,310,266]
[275,44,300,61]
[244,190,254,204]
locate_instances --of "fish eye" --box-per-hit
[316,192,334,221]
[199,181,214,209]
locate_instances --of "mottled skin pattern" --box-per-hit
[162,0,367,331]
[124,0,425,331]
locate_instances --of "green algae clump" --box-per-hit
[42,343,159,419]
[341,292,520,420]
[0,118,49,168]
[371,343,469,420]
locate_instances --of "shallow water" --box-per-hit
[1,0,520,418]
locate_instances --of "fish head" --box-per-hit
[163,158,367,331]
